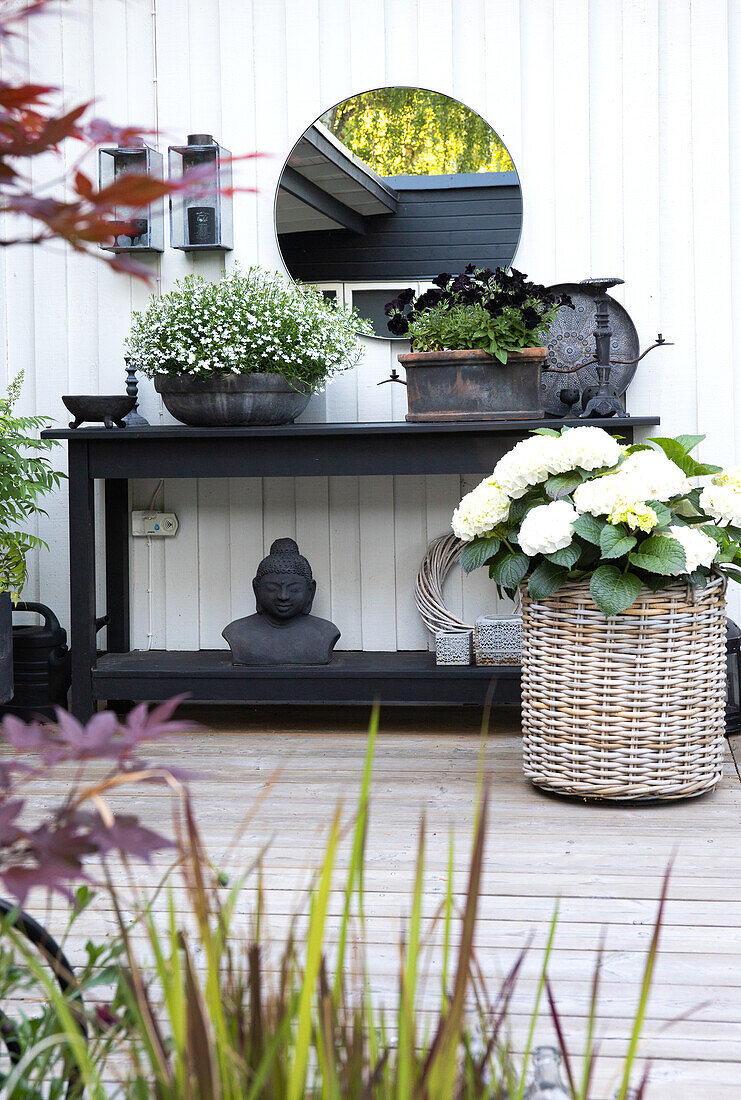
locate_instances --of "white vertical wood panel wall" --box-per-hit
[4,0,741,648]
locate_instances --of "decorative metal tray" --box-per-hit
[541,283,639,416]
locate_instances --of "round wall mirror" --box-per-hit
[274,86,522,339]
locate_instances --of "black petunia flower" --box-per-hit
[432,272,451,289]
[414,288,443,311]
[522,306,541,330]
[387,312,410,336]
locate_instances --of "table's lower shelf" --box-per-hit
[94,650,521,706]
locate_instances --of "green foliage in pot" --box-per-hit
[0,373,63,598]
[452,426,741,617]
[126,266,373,393]
[386,266,573,361]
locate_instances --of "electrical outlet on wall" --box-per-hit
[131,511,179,537]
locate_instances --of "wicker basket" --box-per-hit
[521,575,727,801]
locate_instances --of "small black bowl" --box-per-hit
[62,395,136,429]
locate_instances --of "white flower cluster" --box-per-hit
[557,426,624,472]
[618,449,692,500]
[573,449,690,518]
[125,266,372,391]
[451,479,510,542]
[518,500,578,557]
[572,474,639,517]
[491,426,621,498]
[666,525,718,574]
[700,468,741,527]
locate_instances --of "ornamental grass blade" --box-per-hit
[441,829,454,1011]
[333,701,378,1004]
[182,931,220,1100]
[418,790,488,1100]
[545,978,576,1096]
[398,815,426,1100]
[615,862,672,1100]
[287,806,340,1100]
[580,931,606,1100]
[515,903,559,1100]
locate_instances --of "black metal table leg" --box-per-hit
[104,478,131,712]
[68,441,97,721]
[104,479,130,652]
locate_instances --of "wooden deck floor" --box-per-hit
[16,705,741,1097]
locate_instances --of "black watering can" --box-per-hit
[1,602,71,720]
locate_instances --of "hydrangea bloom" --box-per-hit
[451,479,510,542]
[518,500,578,557]
[699,482,741,528]
[491,436,562,498]
[712,467,741,493]
[666,525,718,574]
[608,501,658,533]
[617,449,691,500]
[573,473,646,517]
[556,426,622,472]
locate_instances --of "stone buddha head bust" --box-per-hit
[253,538,316,624]
[223,538,341,666]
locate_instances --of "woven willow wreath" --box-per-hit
[414,533,473,634]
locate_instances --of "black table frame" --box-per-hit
[44,417,659,719]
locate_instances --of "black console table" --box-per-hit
[43,417,659,719]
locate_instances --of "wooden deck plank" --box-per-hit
[7,708,741,1097]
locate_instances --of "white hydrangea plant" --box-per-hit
[125,266,373,393]
[452,427,741,617]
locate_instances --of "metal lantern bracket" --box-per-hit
[98,144,164,253]
[168,133,233,252]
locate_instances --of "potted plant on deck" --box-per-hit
[385,266,573,421]
[0,374,63,703]
[126,266,372,427]
[452,427,741,801]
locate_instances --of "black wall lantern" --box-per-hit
[98,144,164,253]
[168,133,233,251]
[727,619,741,735]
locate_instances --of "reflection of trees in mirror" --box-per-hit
[320,87,514,176]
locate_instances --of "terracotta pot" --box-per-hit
[398,346,547,422]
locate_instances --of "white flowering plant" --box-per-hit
[452,427,741,617]
[126,266,372,392]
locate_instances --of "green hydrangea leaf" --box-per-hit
[531,428,561,437]
[675,434,705,454]
[528,561,569,601]
[545,472,583,500]
[590,566,643,617]
[490,550,529,589]
[647,436,721,478]
[600,523,637,560]
[545,542,582,568]
[459,537,501,574]
[649,501,672,527]
[702,524,727,545]
[629,534,686,575]
[642,573,676,592]
[572,513,607,545]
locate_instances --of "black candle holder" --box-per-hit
[123,358,149,427]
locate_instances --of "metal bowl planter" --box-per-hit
[398,347,547,422]
[62,394,136,429]
[154,372,312,427]
[520,575,728,802]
